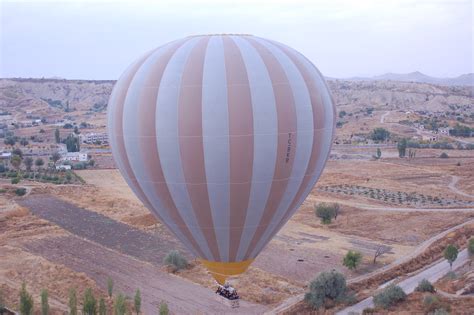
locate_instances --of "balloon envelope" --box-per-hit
[107,34,335,283]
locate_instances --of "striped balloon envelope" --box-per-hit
[107,34,335,284]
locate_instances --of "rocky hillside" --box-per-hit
[0,78,472,122]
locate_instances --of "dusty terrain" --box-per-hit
[1,78,473,314]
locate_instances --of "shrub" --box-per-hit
[343,251,362,270]
[134,289,141,315]
[373,285,406,309]
[468,238,474,259]
[159,301,169,315]
[433,308,449,315]
[304,270,347,309]
[99,298,106,315]
[11,177,20,184]
[415,279,435,293]
[83,288,96,315]
[439,152,449,158]
[69,288,77,315]
[446,271,456,279]
[423,294,450,313]
[15,188,27,196]
[314,203,336,224]
[362,308,376,314]
[19,282,34,315]
[41,289,49,315]
[114,293,126,315]
[107,277,114,298]
[444,244,458,268]
[163,250,188,271]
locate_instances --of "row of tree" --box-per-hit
[14,277,170,315]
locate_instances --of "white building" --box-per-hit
[422,134,438,142]
[437,127,450,135]
[81,132,108,144]
[0,152,12,160]
[62,152,88,162]
[56,164,72,170]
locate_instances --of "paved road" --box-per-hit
[337,249,469,315]
[267,218,474,314]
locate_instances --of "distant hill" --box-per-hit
[338,72,474,86]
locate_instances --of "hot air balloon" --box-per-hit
[107,34,335,285]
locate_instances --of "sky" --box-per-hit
[0,0,472,80]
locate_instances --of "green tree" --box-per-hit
[376,148,381,159]
[134,289,141,315]
[19,282,34,315]
[41,289,49,315]
[74,126,80,135]
[163,250,188,272]
[24,157,33,171]
[11,155,22,171]
[65,134,80,152]
[415,279,435,293]
[314,203,336,224]
[107,277,114,298]
[304,270,348,309]
[370,128,390,142]
[343,251,362,270]
[83,288,97,315]
[468,238,474,266]
[397,138,407,158]
[159,301,169,315]
[114,293,126,315]
[20,138,29,146]
[35,158,44,168]
[54,128,60,143]
[99,298,106,315]
[444,244,458,269]
[439,152,449,159]
[51,152,61,165]
[69,288,77,315]
[4,137,16,146]
[12,148,23,158]
[373,285,406,309]
[0,288,5,310]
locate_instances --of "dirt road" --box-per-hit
[18,195,267,314]
[337,249,469,315]
[448,175,474,199]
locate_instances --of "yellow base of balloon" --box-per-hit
[200,259,254,284]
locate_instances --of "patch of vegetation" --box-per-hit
[304,270,351,309]
[373,285,406,309]
[15,188,27,196]
[343,250,362,270]
[370,128,390,142]
[314,203,338,224]
[163,250,188,272]
[444,244,458,268]
[439,152,449,158]
[19,282,34,315]
[159,301,169,315]
[415,279,435,293]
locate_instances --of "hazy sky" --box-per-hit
[1,0,472,79]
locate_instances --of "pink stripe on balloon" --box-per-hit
[178,36,221,261]
[259,42,327,239]
[243,37,297,260]
[112,51,158,214]
[135,40,207,258]
[222,36,254,262]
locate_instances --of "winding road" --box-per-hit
[337,249,469,315]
